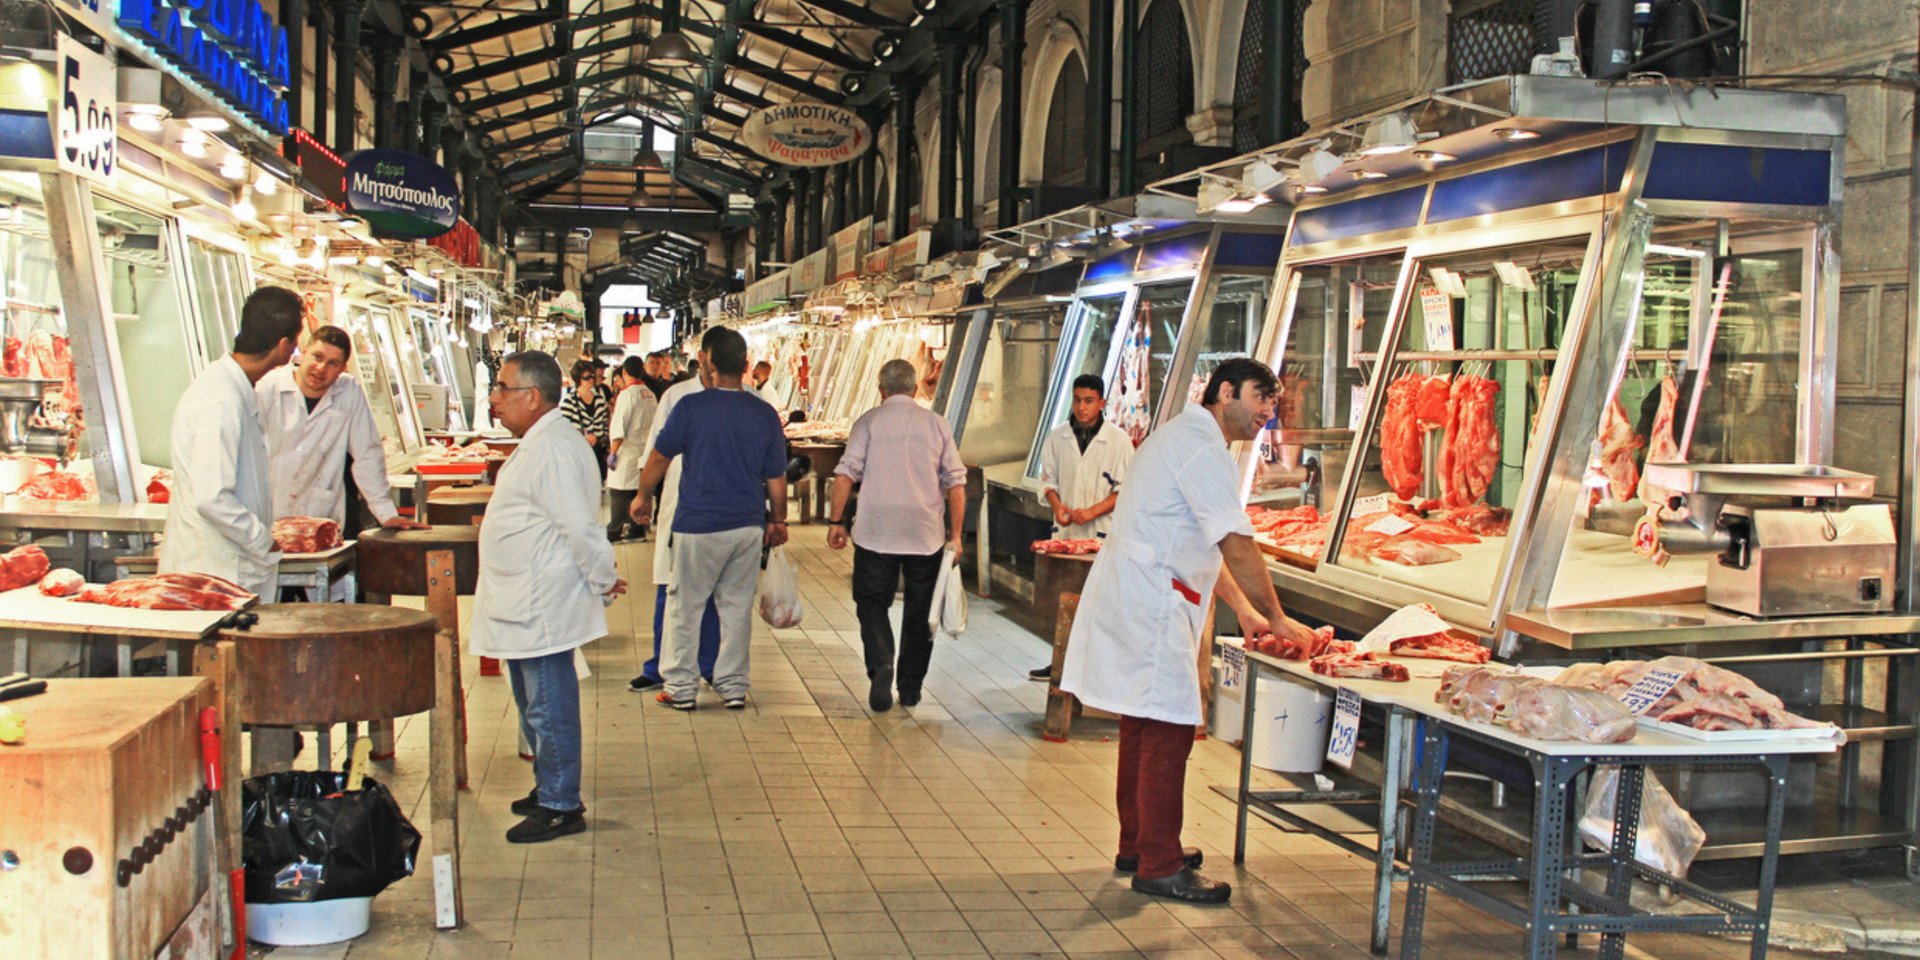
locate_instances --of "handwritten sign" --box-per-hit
[1353,493,1391,518]
[1616,666,1688,716]
[1365,514,1415,536]
[1419,285,1454,350]
[1348,384,1369,433]
[1326,687,1362,769]
[1220,642,1246,690]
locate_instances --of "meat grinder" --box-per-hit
[0,378,69,460]
[1640,463,1895,617]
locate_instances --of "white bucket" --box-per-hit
[247,897,373,946]
[1211,659,1333,773]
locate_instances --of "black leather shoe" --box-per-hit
[870,664,894,712]
[506,806,587,844]
[1028,665,1052,682]
[510,789,542,817]
[898,689,921,708]
[1131,868,1231,904]
[1115,847,1203,874]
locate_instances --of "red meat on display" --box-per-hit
[146,470,172,504]
[37,568,83,597]
[1389,630,1491,663]
[273,516,342,554]
[15,470,95,501]
[1245,625,1345,661]
[1438,375,1499,508]
[0,544,50,592]
[1593,396,1643,503]
[74,572,255,611]
[1638,375,1683,513]
[1310,652,1410,682]
[1379,376,1427,501]
[1030,539,1103,556]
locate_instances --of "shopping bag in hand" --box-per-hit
[758,545,804,627]
[927,550,967,637]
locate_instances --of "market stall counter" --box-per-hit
[0,584,243,677]
[0,500,170,583]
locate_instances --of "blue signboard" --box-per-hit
[117,0,290,133]
[346,149,460,240]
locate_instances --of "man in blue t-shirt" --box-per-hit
[632,325,790,709]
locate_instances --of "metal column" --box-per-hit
[1259,0,1304,145]
[312,0,329,144]
[1117,0,1139,194]
[1086,0,1113,196]
[936,33,965,223]
[284,0,305,133]
[40,174,138,503]
[334,0,367,152]
[371,36,401,149]
[997,0,1027,227]
[891,77,921,241]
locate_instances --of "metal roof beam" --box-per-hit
[795,0,904,29]
[427,11,561,52]
[518,166,584,199]
[739,58,840,103]
[491,122,574,155]
[443,52,549,88]
[502,152,579,184]
[461,73,569,113]
[736,22,867,73]
[472,97,572,134]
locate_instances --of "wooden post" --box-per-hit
[427,548,463,929]
[365,590,397,760]
[1043,593,1079,742]
[425,548,467,788]
[192,638,245,954]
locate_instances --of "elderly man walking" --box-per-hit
[474,351,625,843]
[825,359,966,712]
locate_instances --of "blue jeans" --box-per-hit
[506,650,582,812]
[640,584,719,682]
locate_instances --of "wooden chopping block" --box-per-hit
[219,604,437,726]
[424,485,493,527]
[0,678,219,959]
[354,526,479,597]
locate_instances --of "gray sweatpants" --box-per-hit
[665,526,763,701]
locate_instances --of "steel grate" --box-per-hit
[1448,0,1537,85]
[1231,0,1266,152]
[1133,0,1194,151]
[1043,53,1089,185]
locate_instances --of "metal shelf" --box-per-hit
[1814,704,1917,743]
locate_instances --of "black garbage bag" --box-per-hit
[241,771,421,903]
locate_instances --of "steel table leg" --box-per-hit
[1371,708,1406,955]
[1525,756,1574,960]
[1598,764,1645,960]
[13,636,26,673]
[117,638,132,677]
[1750,755,1788,960]
[1398,724,1447,960]
[1234,659,1260,864]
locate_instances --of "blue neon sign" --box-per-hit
[116,0,290,134]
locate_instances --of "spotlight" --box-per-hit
[184,112,230,132]
[232,187,256,221]
[1413,149,1457,163]
[1492,127,1541,141]
[126,111,164,132]
[253,172,279,196]
[1358,113,1418,156]
[873,37,901,62]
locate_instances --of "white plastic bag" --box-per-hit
[1578,765,1707,878]
[758,546,804,628]
[927,550,967,637]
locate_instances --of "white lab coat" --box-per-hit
[470,409,618,659]
[1038,418,1135,539]
[606,383,658,492]
[1059,405,1255,726]
[649,377,703,585]
[255,366,399,528]
[159,356,280,596]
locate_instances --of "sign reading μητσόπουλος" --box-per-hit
[345,149,460,240]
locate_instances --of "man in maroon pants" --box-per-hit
[1060,358,1318,903]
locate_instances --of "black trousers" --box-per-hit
[852,545,945,694]
[607,488,643,540]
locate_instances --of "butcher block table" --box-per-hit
[354,525,480,775]
[0,677,228,959]
[788,442,844,523]
[0,586,245,677]
[425,485,494,526]
[195,603,464,929]
[1030,551,1094,644]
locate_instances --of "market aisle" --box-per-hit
[267,523,1786,960]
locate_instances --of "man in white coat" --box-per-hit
[256,325,425,538]
[160,286,302,598]
[473,351,624,844]
[1060,357,1318,905]
[605,355,658,542]
[1029,373,1135,681]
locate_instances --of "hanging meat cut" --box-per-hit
[1380,376,1426,500]
[22,331,78,415]
[1310,651,1410,682]
[1591,396,1643,503]
[1438,375,1500,508]
[74,572,255,611]
[1030,539,1102,555]
[38,568,83,597]
[1637,375,1683,514]
[273,516,342,554]
[0,544,50,592]
[1388,630,1491,663]
[1108,302,1154,446]
[15,470,95,501]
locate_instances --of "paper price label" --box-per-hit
[56,35,116,185]
[1352,493,1391,518]
[1616,666,1688,716]
[1348,384,1369,433]
[1419,286,1454,349]
[1365,514,1415,536]
[1326,687,1362,769]
[1221,643,1246,690]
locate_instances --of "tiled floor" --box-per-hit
[255,524,1844,959]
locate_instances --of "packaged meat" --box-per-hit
[146,470,172,504]
[1505,685,1638,743]
[1369,539,1461,567]
[1310,652,1409,682]
[73,572,255,611]
[0,544,51,591]
[1030,539,1103,556]
[1389,629,1490,662]
[37,568,84,597]
[1437,666,1541,724]
[1438,375,1499,508]
[273,516,343,554]
[15,470,95,501]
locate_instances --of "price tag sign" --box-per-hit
[1326,687,1362,769]
[1353,492,1391,518]
[56,36,116,185]
[1419,286,1454,349]
[1221,643,1246,690]
[1348,384,1369,433]
[1616,666,1688,716]
[1365,513,1415,536]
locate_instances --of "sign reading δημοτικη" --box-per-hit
[345,149,460,240]
[740,102,872,167]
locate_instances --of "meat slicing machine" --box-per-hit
[1640,463,1895,618]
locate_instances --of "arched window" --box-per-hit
[1042,52,1089,186]
[1231,0,1265,153]
[980,110,1001,225]
[1132,0,1193,159]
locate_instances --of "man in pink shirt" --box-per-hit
[826,359,967,712]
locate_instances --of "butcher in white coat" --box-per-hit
[159,286,303,598]
[1059,357,1317,906]
[255,325,424,532]
[1028,373,1136,682]
[624,363,721,691]
[604,354,658,542]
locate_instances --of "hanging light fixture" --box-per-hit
[645,0,698,68]
[633,118,665,172]
[1357,112,1419,156]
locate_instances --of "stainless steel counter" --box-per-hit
[0,500,169,534]
[1503,605,1920,650]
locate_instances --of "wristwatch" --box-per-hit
[826,517,847,527]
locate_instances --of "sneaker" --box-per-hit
[510,789,542,816]
[656,691,696,711]
[723,696,748,709]
[628,674,664,693]
[1028,665,1053,682]
[505,806,587,844]
[869,664,894,712]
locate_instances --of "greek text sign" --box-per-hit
[740,102,871,167]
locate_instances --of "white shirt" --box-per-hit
[1059,405,1255,725]
[470,409,618,659]
[757,381,782,411]
[1038,418,1134,540]
[607,384,658,492]
[159,357,280,596]
[834,395,966,556]
[649,376,703,585]
[255,366,399,527]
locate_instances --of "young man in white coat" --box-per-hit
[473,351,624,843]
[1059,357,1318,905]
[605,355,658,542]
[1028,373,1134,681]
[256,325,426,537]
[160,286,302,598]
